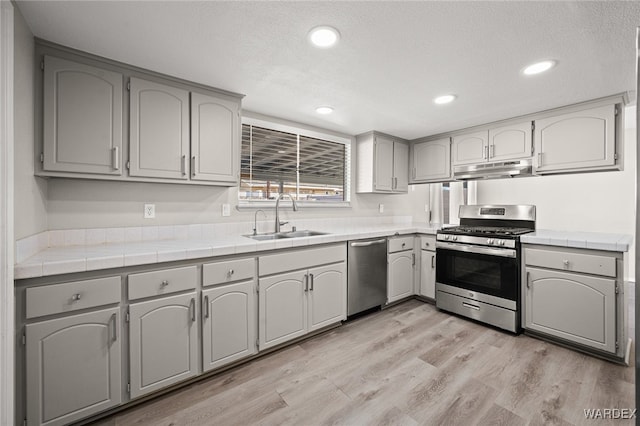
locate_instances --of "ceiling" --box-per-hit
[15,1,640,140]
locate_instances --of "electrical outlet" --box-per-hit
[144,204,155,219]
[222,203,231,217]
[378,204,384,213]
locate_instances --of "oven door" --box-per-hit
[436,241,519,303]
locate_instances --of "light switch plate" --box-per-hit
[222,203,231,217]
[144,204,155,219]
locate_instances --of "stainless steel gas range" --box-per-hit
[435,204,536,333]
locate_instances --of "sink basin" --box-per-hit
[245,230,328,241]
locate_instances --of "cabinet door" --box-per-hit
[452,131,488,166]
[392,142,409,192]
[420,250,436,299]
[388,251,415,303]
[374,135,394,191]
[525,267,616,354]
[488,121,532,162]
[308,263,346,332]
[25,308,121,426]
[534,104,616,173]
[43,56,123,176]
[129,292,198,398]
[202,281,257,372]
[411,138,451,182]
[259,271,307,350]
[190,92,240,184]
[129,77,190,179]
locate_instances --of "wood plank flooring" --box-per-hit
[91,300,635,426]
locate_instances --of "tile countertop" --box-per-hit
[521,229,633,252]
[15,224,439,280]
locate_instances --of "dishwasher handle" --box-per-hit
[350,239,386,247]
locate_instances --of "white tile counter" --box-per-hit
[521,229,633,252]
[15,222,438,279]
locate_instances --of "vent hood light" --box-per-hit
[522,60,556,75]
[315,106,334,115]
[434,94,456,105]
[308,26,340,48]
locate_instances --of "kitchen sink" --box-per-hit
[245,230,328,241]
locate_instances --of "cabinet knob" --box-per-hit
[228,269,235,276]
[71,293,81,301]
[563,260,569,267]
[161,280,169,287]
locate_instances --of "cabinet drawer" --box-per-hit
[203,258,255,287]
[128,266,197,300]
[524,248,616,278]
[420,235,436,251]
[26,276,121,319]
[259,244,346,277]
[388,236,414,253]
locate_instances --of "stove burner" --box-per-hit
[442,225,533,236]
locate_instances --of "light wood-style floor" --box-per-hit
[92,300,635,426]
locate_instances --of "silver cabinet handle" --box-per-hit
[110,313,117,342]
[190,298,196,322]
[538,152,543,167]
[462,302,480,311]
[490,144,495,158]
[304,274,309,292]
[228,269,235,277]
[112,147,119,170]
[309,274,314,291]
[203,295,210,319]
[431,255,435,269]
[71,293,82,301]
[181,155,187,176]
[394,177,398,189]
[191,155,196,177]
[161,280,169,287]
[412,253,416,266]
[484,145,488,159]
[412,168,416,179]
[526,271,530,288]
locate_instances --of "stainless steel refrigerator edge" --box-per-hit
[347,238,388,315]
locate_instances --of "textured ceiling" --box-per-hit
[15,1,640,140]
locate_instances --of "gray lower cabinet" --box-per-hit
[202,280,257,372]
[522,245,625,359]
[387,236,415,303]
[42,55,123,176]
[25,307,122,426]
[128,291,199,399]
[308,263,347,332]
[419,235,436,300]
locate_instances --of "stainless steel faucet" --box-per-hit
[275,193,299,233]
[253,209,266,235]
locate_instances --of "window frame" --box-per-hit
[238,116,352,209]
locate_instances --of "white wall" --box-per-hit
[477,106,636,281]
[13,8,47,240]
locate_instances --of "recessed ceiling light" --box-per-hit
[522,60,556,76]
[308,26,340,48]
[315,106,334,115]
[434,95,456,105]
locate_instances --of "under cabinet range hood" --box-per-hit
[453,158,533,180]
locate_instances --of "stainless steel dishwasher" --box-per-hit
[347,238,388,316]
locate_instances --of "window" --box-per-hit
[442,182,468,224]
[240,119,350,205]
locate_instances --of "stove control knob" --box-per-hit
[444,235,450,240]
[487,238,494,245]
[452,236,458,241]
[499,240,505,246]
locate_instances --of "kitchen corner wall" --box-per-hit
[477,106,637,282]
[13,7,47,241]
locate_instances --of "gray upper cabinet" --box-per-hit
[451,130,487,166]
[534,104,618,174]
[42,55,123,175]
[129,77,190,180]
[410,137,451,183]
[190,92,240,184]
[356,131,408,193]
[452,122,532,167]
[488,121,533,162]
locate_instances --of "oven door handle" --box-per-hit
[436,241,516,258]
